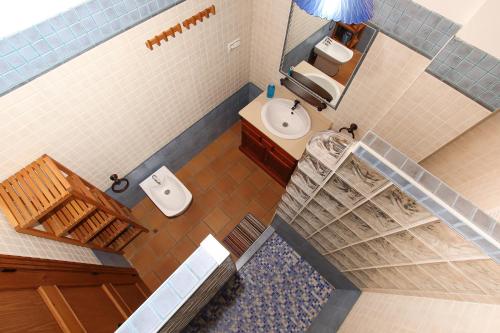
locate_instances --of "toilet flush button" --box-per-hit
[227,38,240,53]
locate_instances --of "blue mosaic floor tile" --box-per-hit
[183,234,334,333]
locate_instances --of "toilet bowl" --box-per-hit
[140,166,192,217]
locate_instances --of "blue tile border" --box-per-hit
[357,131,500,262]
[426,37,499,111]
[0,0,187,96]
[105,82,263,208]
[370,0,460,59]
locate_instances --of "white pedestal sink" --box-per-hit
[261,98,311,140]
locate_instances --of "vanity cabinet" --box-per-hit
[240,119,297,186]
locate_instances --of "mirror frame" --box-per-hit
[279,2,379,110]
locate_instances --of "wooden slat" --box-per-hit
[3,180,35,227]
[42,155,72,191]
[93,221,128,248]
[0,186,25,227]
[101,283,132,318]
[109,227,142,251]
[37,285,86,333]
[43,200,95,237]
[71,211,114,243]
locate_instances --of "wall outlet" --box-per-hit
[227,38,241,53]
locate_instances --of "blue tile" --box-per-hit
[420,198,445,214]
[0,59,11,75]
[75,3,92,18]
[472,238,498,254]
[104,7,118,21]
[100,0,114,9]
[437,210,462,226]
[4,52,26,68]
[3,70,23,87]
[63,9,80,25]
[100,23,114,38]
[18,64,35,81]
[374,161,394,178]
[119,14,134,27]
[110,19,122,33]
[40,51,59,68]
[21,27,43,43]
[113,3,128,16]
[57,28,75,44]
[78,35,93,49]
[0,76,9,91]
[35,21,55,37]
[139,4,150,18]
[7,34,30,49]
[148,1,159,13]
[49,15,69,31]
[0,39,14,56]
[478,54,498,71]
[81,17,98,32]
[46,34,64,49]
[18,45,39,62]
[477,73,497,90]
[124,0,138,12]
[403,185,426,201]
[87,0,103,14]
[88,29,104,44]
[389,173,410,188]
[129,9,141,22]
[92,11,108,26]
[32,39,52,55]
[70,22,87,37]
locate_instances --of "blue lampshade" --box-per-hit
[293,0,374,24]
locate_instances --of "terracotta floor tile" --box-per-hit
[165,216,195,241]
[208,154,233,174]
[142,271,162,292]
[149,227,176,256]
[233,178,259,202]
[142,208,170,232]
[213,176,237,198]
[183,153,210,175]
[246,199,269,222]
[183,178,204,197]
[171,237,197,263]
[238,154,258,172]
[182,201,207,223]
[127,232,152,256]
[255,183,283,211]
[188,222,213,244]
[175,165,193,182]
[220,194,248,222]
[194,167,218,191]
[153,253,180,281]
[130,245,155,275]
[227,162,252,184]
[247,168,272,190]
[196,187,222,212]
[131,197,155,220]
[203,207,230,233]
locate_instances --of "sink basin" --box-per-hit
[314,36,353,64]
[261,98,311,140]
[140,166,192,217]
[302,72,342,104]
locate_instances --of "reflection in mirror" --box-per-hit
[280,4,377,109]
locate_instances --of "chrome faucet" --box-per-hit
[152,174,161,185]
[291,100,301,110]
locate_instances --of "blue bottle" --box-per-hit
[267,84,275,98]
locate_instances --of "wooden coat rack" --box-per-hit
[145,5,216,50]
[145,23,183,50]
[183,5,216,29]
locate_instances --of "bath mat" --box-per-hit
[222,213,266,257]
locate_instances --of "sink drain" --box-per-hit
[282,122,289,128]
[164,189,171,195]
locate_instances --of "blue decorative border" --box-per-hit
[426,37,499,112]
[370,0,460,59]
[0,0,186,96]
[359,131,500,263]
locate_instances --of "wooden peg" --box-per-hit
[154,36,162,46]
[173,23,182,34]
[161,31,169,41]
[145,40,153,50]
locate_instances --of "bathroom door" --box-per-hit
[0,254,149,333]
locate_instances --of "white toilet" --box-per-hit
[140,166,192,217]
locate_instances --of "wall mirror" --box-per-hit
[280,3,378,110]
